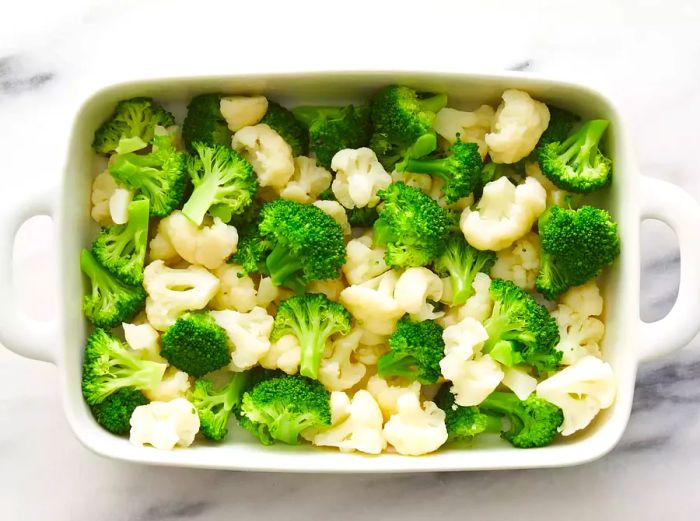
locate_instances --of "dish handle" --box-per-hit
[638,176,700,362]
[0,189,58,363]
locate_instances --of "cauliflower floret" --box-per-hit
[485,89,550,164]
[433,105,495,159]
[129,398,200,450]
[383,394,448,456]
[313,200,351,236]
[331,148,392,209]
[442,316,487,361]
[460,176,546,251]
[366,374,421,421]
[220,95,268,132]
[536,355,616,436]
[390,170,433,192]
[257,276,280,308]
[501,366,537,400]
[122,322,164,362]
[340,271,403,335]
[553,281,606,365]
[109,187,133,225]
[355,343,389,366]
[210,307,274,371]
[307,277,346,301]
[143,260,220,331]
[343,233,389,285]
[259,334,301,374]
[394,267,444,320]
[525,161,568,207]
[90,170,118,226]
[148,219,181,263]
[232,124,295,189]
[210,264,257,312]
[160,211,238,270]
[491,232,541,290]
[280,156,332,203]
[318,329,367,391]
[312,390,387,454]
[143,367,191,402]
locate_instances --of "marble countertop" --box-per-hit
[2,0,700,518]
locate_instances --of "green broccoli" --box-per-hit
[81,329,167,406]
[432,234,496,306]
[92,97,175,154]
[397,140,482,202]
[538,119,612,193]
[109,134,187,217]
[347,205,379,228]
[483,279,561,373]
[182,94,231,152]
[435,384,501,441]
[536,204,620,300]
[80,249,146,328]
[292,104,371,168]
[539,106,580,147]
[160,312,231,377]
[271,294,352,379]
[90,387,149,434]
[181,142,257,226]
[239,374,331,445]
[373,182,451,268]
[369,85,447,170]
[479,392,563,448]
[91,198,150,285]
[377,317,444,384]
[261,101,308,156]
[191,372,252,441]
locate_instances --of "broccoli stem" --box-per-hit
[401,157,450,180]
[265,243,305,287]
[482,307,513,354]
[110,199,150,259]
[418,93,448,114]
[298,321,330,379]
[80,249,117,296]
[559,119,609,172]
[377,352,419,380]
[372,218,395,247]
[272,412,312,445]
[182,174,221,225]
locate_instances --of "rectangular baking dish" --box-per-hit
[2,71,700,472]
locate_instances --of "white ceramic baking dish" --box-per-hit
[2,71,700,473]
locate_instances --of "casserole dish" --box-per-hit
[2,71,700,472]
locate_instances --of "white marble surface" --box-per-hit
[2,0,700,518]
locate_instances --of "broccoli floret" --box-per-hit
[479,392,563,448]
[81,329,167,406]
[109,135,187,217]
[80,249,146,328]
[92,97,175,154]
[91,198,150,285]
[538,119,612,193]
[432,234,496,306]
[181,142,257,226]
[373,182,451,268]
[483,279,561,373]
[347,205,379,228]
[377,317,444,384]
[191,372,251,441]
[369,85,447,170]
[160,312,231,377]
[292,104,371,168]
[90,387,149,434]
[397,140,482,202]
[239,374,331,445]
[434,384,501,441]
[181,94,232,152]
[271,294,351,379]
[261,101,308,156]
[536,205,620,300]
[539,106,580,147]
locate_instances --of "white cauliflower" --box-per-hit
[394,267,444,320]
[536,355,616,436]
[90,170,118,226]
[491,232,541,290]
[232,124,295,189]
[390,170,433,192]
[257,277,280,308]
[433,105,495,158]
[342,233,389,285]
[260,334,301,374]
[525,161,568,207]
[331,148,392,209]
[318,329,367,391]
[307,278,346,301]
[442,316,487,361]
[366,374,421,421]
[485,89,550,164]
[210,307,274,371]
[383,394,448,456]
[312,390,387,454]
[122,322,165,363]
[220,95,268,132]
[553,281,606,365]
[355,342,389,366]
[211,264,257,312]
[501,366,537,400]
[143,261,220,331]
[129,398,200,450]
[109,187,133,225]
[160,211,238,270]
[148,219,180,263]
[280,156,332,203]
[313,200,351,236]
[460,176,546,251]
[143,368,191,402]
[340,270,404,335]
